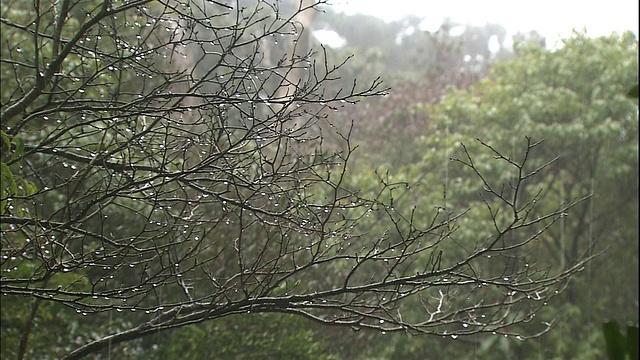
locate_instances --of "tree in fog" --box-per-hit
[1,0,591,358]
[348,31,638,359]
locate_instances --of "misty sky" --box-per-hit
[328,0,639,47]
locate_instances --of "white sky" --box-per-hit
[328,0,639,47]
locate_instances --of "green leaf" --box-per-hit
[0,162,17,215]
[0,130,9,142]
[603,321,626,360]
[10,137,24,162]
[25,181,38,196]
[0,130,10,153]
[0,162,17,195]
[627,84,639,99]
[627,325,639,360]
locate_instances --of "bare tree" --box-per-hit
[1,0,590,359]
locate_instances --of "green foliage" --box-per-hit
[0,261,108,359]
[341,31,638,359]
[0,130,37,215]
[602,321,639,360]
[627,84,639,98]
[145,314,338,360]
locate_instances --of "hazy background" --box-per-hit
[328,0,639,47]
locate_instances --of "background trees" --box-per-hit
[1,0,634,359]
[338,31,638,359]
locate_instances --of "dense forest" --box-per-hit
[1,0,637,359]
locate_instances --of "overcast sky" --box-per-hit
[327,0,639,47]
